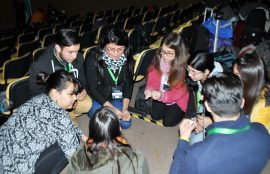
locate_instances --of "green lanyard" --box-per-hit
[53,48,72,72]
[107,67,122,85]
[196,90,201,110]
[65,63,72,72]
[207,124,251,135]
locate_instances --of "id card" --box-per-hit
[162,84,170,91]
[112,85,123,99]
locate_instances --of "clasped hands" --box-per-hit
[113,108,131,121]
[144,89,162,100]
[179,116,213,139]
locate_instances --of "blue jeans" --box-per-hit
[87,99,131,129]
[189,131,205,145]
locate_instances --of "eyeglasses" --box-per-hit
[106,46,125,53]
[185,65,202,76]
[160,50,175,57]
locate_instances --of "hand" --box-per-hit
[196,115,212,133]
[144,90,152,99]
[152,90,162,100]
[113,107,123,119]
[179,119,196,139]
[122,110,131,121]
[81,134,89,143]
[77,89,87,101]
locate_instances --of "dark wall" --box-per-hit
[0,0,201,30]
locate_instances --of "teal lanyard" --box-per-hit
[196,90,201,111]
[65,63,72,72]
[107,67,122,85]
[207,124,251,135]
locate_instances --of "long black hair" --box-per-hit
[85,107,137,173]
[233,51,270,115]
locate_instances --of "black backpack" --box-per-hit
[181,25,210,55]
[211,45,239,71]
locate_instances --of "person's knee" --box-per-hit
[150,111,162,121]
[76,95,92,113]
[71,95,92,117]
[120,120,132,129]
[163,120,179,127]
[163,115,183,127]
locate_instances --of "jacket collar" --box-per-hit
[206,114,250,131]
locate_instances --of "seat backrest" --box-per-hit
[79,23,93,35]
[114,20,125,30]
[133,48,157,82]
[80,30,97,51]
[0,47,11,68]
[83,46,97,59]
[171,10,181,26]
[38,27,53,41]
[17,31,36,45]
[6,76,31,110]
[83,16,94,25]
[143,20,155,36]
[153,16,167,34]
[33,47,46,61]
[17,40,41,57]
[96,24,113,43]
[107,15,117,24]
[53,23,68,33]
[124,14,144,31]
[128,25,149,54]
[143,11,154,23]
[43,33,57,47]
[0,36,16,51]
[70,20,82,28]
[3,53,32,84]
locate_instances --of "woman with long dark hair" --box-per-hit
[186,52,223,143]
[84,27,134,129]
[233,49,270,133]
[144,33,190,127]
[68,107,149,173]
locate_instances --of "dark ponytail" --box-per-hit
[36,70,82,94]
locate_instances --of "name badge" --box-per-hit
[112,85,123,99]
[162,84,170,91]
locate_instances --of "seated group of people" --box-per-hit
[0,27,270,174]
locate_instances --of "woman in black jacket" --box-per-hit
[84,27,134,129]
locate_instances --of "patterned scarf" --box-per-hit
[102,51,127,73]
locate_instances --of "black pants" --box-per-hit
[151,100,185,127]
[35,142,68,174]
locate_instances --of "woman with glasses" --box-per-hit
[84,27,134,129]
[233,48,270,133]
[144,33,190,127]
[186,52,223,141]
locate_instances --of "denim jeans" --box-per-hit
[87,99,131,129]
